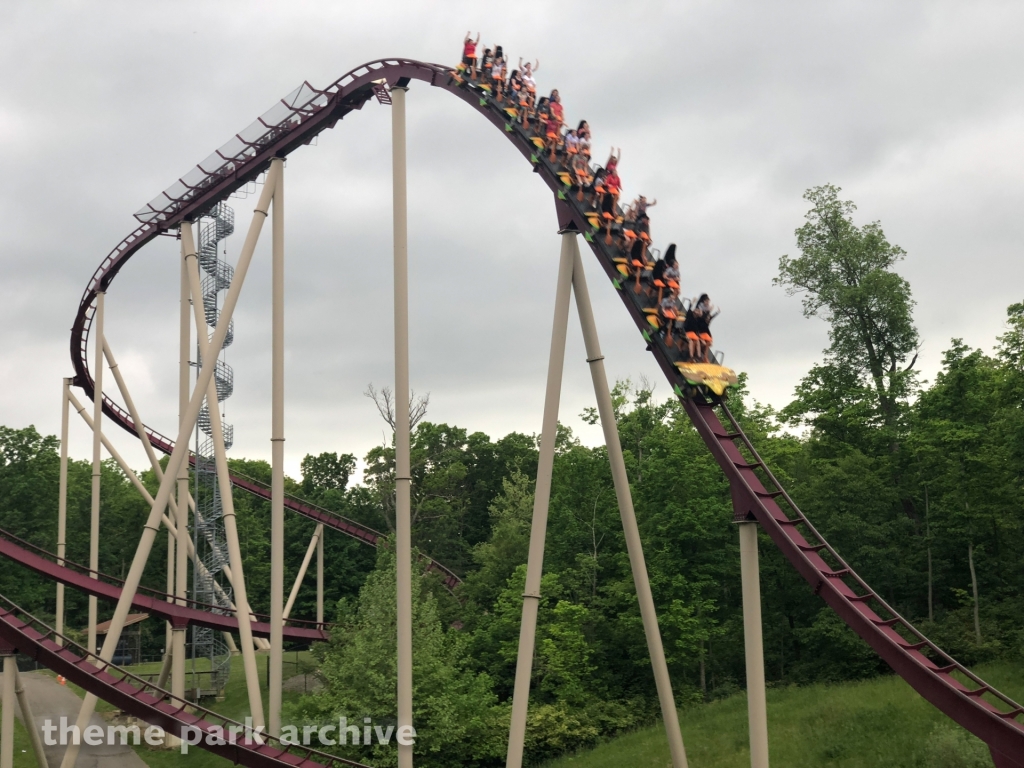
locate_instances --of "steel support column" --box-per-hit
[570,239,688,768]
[738,521,769,768]
[56,377,70,645]
[59,163,277,768]
[505,232,576,768]
[316,530,324,626]
[1,653,15,768]
[14,669,47,768]
[88,292,104,664]
[391,82,414,768]
[175,246,191,710]
[269,156,285,738]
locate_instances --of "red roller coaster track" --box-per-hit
[0,58,1019,767]
[0,597,369,768]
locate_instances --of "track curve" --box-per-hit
[5,56,1017,766]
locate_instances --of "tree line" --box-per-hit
[0,185,1020,766]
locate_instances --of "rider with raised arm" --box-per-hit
[462,32,481,78]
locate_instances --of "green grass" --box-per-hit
[30,654,1024,766]
[540,661,1024,768]
[0,700,38,768]
[132,650,314,767]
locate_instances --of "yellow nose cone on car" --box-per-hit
[674,362,740,396]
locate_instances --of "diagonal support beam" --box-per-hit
[508,231,688,768]
[283,524,324,621]
[182,213,268,727]
[505,231,576,768]
[59,160,278,768]
[66,384,262,654]
[570,238,688,768]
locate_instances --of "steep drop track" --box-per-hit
[0,58,1019,767]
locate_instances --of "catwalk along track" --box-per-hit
[0,58,1020,768]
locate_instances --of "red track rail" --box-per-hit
[4,57,1014,766]
[225,468,461,591]
[0,599,369,768]
[0,527,327,641]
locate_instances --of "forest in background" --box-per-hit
[0,185,1021,766]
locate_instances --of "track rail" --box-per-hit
[0,598,369,768]
[0,527,328,641]
[4,56,1014,766]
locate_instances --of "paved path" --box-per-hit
[16,671,149,768]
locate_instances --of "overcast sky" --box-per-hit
[2,1,1022,482]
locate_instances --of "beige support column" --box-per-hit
[59,164,277,768]
[155,651,173,690]
[269,155,285,738]
[1,654,14,768]
[391,83,414,768]
[316,529,325,626]
[14,669,48,768]
[283,525,323,620]
[56,378,70,645]
[88,292,105,664]
[739,522,769,768]
[165,523,174,659]
[182,218,267,728]
[505,232,576,768]
[570,240,688,768]
[175,246,191,712]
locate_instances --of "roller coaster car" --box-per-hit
[675,361,740,396]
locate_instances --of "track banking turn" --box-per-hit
[0,58,1019,767]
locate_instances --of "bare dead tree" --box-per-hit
[364,383,430,430]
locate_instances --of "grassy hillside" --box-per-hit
[17,655,1022,766]
[540,661,1023,768]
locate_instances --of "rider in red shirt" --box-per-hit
[462,32,480,78]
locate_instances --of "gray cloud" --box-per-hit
[2,0,1022,478]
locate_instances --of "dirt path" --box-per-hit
[16,672,149,768]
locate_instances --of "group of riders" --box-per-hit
[456,34,720,363]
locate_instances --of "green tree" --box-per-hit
[776,184,919,439]
[291,547,505,768]
[301,451,356,496]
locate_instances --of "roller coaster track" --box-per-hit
[0,597,370,768]
[0,527,328,642]
[0,57,1017,766]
